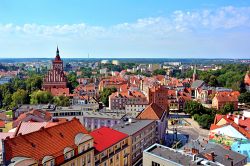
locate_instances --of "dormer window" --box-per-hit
[64,147,74,160]
[42,156,55,166]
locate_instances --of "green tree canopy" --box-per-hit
[67,72,79,93]
[53,95,70,106]
[196,114,215,129]
[30,90,53,104]
[153,69,166,75]
[238,92,250,103]
[184,100,204,115]
[11,89,29,107]
[25,75,43,93]
[100,87,117,106]
[220,103,235,115]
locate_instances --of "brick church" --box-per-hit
[42,47,70,96]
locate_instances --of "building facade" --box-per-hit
[148,85,168,112]
[90,127,130,166]
[113,119,157,166]
[109,90,148,110]
[42,47,69,96]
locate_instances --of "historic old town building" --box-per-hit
[42,47,69,96]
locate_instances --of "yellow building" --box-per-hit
[90,127,130,166]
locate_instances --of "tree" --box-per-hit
[2,94,12,109]
[53,95,70,106]
[12,78,26,91]
[67,72,79,93]
[11,89,29,107]
[220,103,235,115]
[196,114,215,129]
[30,90,53,104]
[184,100,204,115]
[153,69,166,75]
[100,87,117,106]
[25,75,43,93]
[238,92,250,103]
[208,75,218,87]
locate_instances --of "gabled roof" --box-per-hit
[137,103,165,120]
[213,92,239,102]
[211,114,250,139]
[13,121,63,137]
[13,109,52,127]
[191,80,205,89]
[4,118,89,163]
[90,127,128,153]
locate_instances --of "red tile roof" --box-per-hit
[13,121,64,137]
[137,103,165,120]
[4,118,89,164]
[0,120,5,128]
[13,109,52,127]
[109,90,146,100]
[90,127,128,153]
[50,88,70,96]
[211,114,250,139]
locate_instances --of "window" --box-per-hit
[87,154,91,163]
[82,157,85,166]
[152,161,160,166]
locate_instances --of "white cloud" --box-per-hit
[0,6,250,58]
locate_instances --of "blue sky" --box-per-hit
[0,0,250,58]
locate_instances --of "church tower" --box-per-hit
[42,47,69,96]
[53,46,63,71]
[193,65,198,82]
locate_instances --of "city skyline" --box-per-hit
[0,0,250,58]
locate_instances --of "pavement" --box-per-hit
[168,118,209,142]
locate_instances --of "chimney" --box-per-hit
[192,154,197,161]
[242,115,245,120]
[191,148,199,154]
[234,117,239,125]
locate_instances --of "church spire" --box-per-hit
[193,64,198,81]
[56,46,60,56]
[55,46,61,61]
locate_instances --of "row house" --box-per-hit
[98,77,127,92]
[90,127,129,166]
[109,90,148,110]
[212,91,239,110]
[2,118,95,166]
[74,83,98,98]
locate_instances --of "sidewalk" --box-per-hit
[184,118,209,138]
